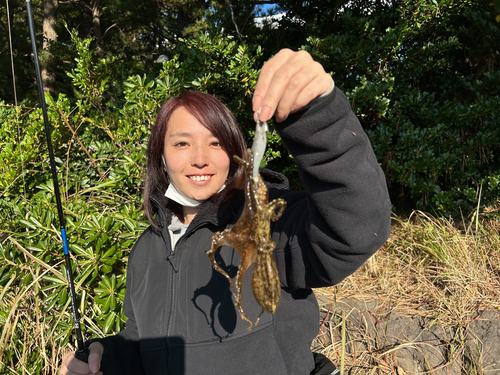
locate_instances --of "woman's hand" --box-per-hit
[253,49,334,123]
[60,342,104,375]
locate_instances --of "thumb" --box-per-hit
[87,342,104,374]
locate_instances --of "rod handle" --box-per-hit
[75,347,90,363]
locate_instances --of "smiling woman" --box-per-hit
[143,91,247,228]
[162,106,231,222]
[60,49,391,375]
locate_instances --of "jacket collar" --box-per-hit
[149,168,289,231]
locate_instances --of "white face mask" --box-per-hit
[164,183,203,207]
[161,155,225,207]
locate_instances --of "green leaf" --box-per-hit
[102,265,113,274]
[71,244,93,257]
[29,216,44,229]
[110,295,117,311]
[123,219,135,231]
[27,245,45,252]
[102,295,112,313]
[42,275,66,284]
[101,275,112,290]
[59,287,68,306]
[19,219,37,230]
[103,312,116,334]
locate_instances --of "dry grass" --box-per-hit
[330,210,500,324]
[313,211,500,374]
[0,240,105,374]
[0,269,66,374]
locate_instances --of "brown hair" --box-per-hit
[143,92,247,227]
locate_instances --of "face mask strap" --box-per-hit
[161,155,170,183]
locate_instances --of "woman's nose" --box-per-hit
[191,145,208,168]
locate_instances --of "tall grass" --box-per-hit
[313,211,500,374]
[0,240,106,374]
[369,211,499,323]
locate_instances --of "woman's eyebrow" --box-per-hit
[169,131,192,138]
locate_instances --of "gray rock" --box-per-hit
[465,311,500,374]
[314,298,500,375]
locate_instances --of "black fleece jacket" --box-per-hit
[90,87,391,375]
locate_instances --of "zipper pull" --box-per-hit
[166,255,179,273]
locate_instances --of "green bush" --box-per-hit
[304,0,500,215]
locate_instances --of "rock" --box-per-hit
[313,297,500,374]
[465,310,500,373]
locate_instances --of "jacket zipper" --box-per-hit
[148,197,213,338]
[161,217,203,374]
[164,222,204,337]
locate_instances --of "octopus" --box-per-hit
[206,118,287,330]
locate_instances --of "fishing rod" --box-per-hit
[26,0,89,363]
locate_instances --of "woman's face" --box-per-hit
[163,106,230,202]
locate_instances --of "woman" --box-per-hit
[61,49,391,375]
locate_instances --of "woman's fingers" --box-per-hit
[252,49,290,115]
[253,49,303,120]
[273,61,331,122]
[61,352,90,375]
[286,71,333,112]
[88,342,104,374]
[253,49,333,122]
[60,343,104,375]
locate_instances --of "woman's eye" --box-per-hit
[211,141,221,147]
[175,142,188,147]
